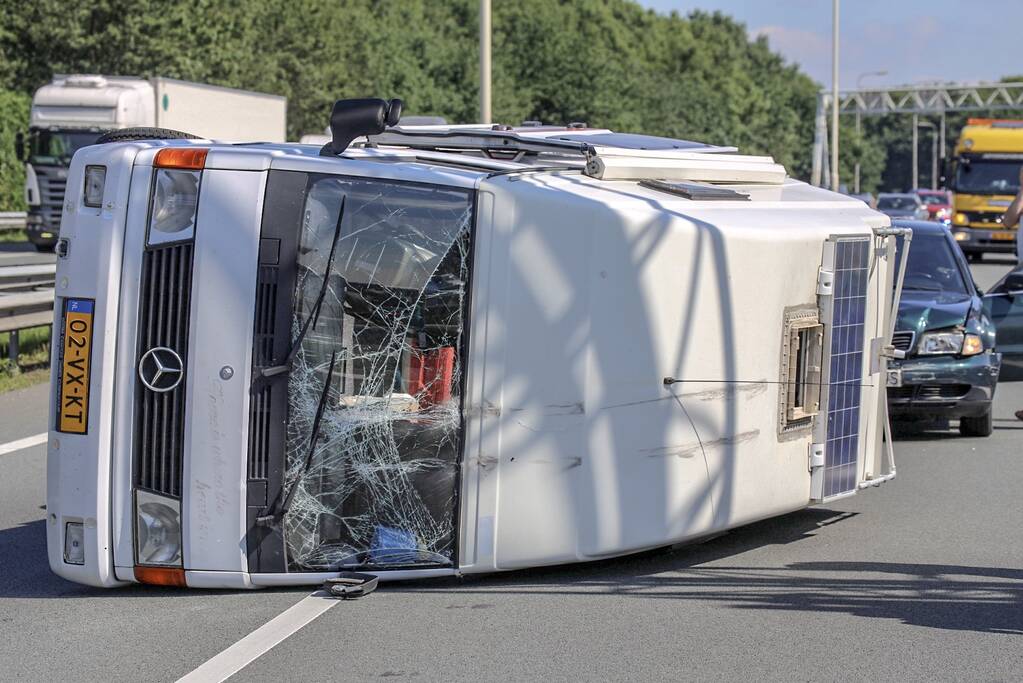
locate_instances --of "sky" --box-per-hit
[638,0,1023,89]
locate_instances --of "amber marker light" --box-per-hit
[154,148,208,170]
[134,566,187,587]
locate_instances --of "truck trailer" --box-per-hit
[16,74,287,250]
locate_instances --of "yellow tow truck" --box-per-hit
[950,119,1023,259]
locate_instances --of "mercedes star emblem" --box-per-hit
[138,347,185,393]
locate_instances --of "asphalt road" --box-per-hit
[1,259,1020,682]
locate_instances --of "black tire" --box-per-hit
[959,408,993,437]
[96,127,199,144]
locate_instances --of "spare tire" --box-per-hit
[96,127,199,144]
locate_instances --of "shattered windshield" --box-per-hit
[283,175,473,571]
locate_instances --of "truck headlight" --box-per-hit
[83,165,106,208]
[917,330,982,356]
[135,490,182,566]
[64,521,85,565]
[148,168,199,244]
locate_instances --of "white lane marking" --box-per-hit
[176,591,339,683]
[0,432,47,457]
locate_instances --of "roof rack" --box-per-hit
[364,126,786,185]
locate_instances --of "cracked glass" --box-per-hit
[283,175,473,571]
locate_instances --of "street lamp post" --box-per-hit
[480,0,492,124]
[831,0,840,191]
[917,119,938,190]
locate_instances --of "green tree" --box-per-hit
[0,0,822,180]
[0,90,29,211]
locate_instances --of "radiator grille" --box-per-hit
[891,331,915,353]
[36,168,68,231]
[248,265,279,481]
[134,243,194,497]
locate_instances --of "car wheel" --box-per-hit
[959,408,993,437]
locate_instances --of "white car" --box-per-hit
[47,98,903,589]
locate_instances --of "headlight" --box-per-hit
[917,330,983,356]
[917,330,965,355]
[135,490,182,566]
[64,521,85,565]
[953,212,968,225]
[148,168,199,244]
[961,333,983,356]
[83,165,106,208]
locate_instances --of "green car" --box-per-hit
[983,263,1023,380]
[887,220,1001,436]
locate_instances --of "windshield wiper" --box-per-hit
[251,195,346,390]
[256,350,337,527]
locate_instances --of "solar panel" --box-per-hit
[823,238,870,498]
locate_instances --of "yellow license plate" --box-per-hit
[991,231,1016,241]
[57,298,95,434]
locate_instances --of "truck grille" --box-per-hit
[891,331,914,353]
[133,243,195,497]
[247,265,279,482]
[961,211,1004,226]
[35,168,68,230]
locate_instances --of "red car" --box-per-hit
[914,189,953,224]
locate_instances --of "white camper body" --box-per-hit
[45,124,902,589]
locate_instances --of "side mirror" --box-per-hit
[14,132,24,161]
[320,98,403,157]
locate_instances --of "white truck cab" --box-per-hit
[19,74,286,250]
[47,98,906,589]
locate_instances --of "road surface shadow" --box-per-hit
[0,508,849,600]
[393,508,1023,635]
[5,509,1021,635]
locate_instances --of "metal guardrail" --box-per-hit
[0,212,28,231]
[0,263,56,364]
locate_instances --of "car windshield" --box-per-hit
[895,232,970,295]
[918,193,948,206]
[282,173,473,572]
[28,129,102,165]
[954,159,1023,195]
[878,195,917,210]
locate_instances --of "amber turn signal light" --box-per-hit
[134,566,187,587]
[154,148,208,170]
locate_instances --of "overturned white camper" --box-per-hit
[46,98,905,589]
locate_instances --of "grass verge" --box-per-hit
[0,229,29,244]
[0,325,52,394]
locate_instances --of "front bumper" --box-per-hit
[951,227,1016,254]
[887,352,1001,419]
